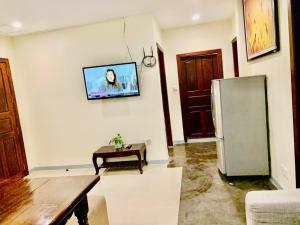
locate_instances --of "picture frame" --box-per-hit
[243,0,280,60]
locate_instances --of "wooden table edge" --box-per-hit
[51,175,100,225]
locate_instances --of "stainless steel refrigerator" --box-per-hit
[211,75,269,176]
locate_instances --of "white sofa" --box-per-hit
[246,190,300,225]
[67,195,109,225]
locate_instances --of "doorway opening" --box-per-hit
[157,44,173,147]
[176,49,224,142]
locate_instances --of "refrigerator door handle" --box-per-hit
[212,80,224,138]
[211,83,216,130]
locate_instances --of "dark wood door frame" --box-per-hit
[232,37,240,78]
[157,43,173,147]
[0,58,28,179]
[288,0,300,187]
[177,49,224,142]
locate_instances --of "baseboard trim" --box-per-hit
[29,164,94,172]
[269,177,283,190]
[187,137,217,143]
[172,138,218,145]
[148,160,169,164]
[29,160,169,172]
[173,140,185,145]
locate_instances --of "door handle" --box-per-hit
[211,83,216,129]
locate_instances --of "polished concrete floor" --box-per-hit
[168,142,274,225]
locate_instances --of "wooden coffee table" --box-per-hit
[92,143,147,174]
[0,175,99,225]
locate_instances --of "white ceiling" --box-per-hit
[0,0,234,36]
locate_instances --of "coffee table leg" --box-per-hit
[144,150,148,166]
[74,195,89,225]
[137,154,143,174]
[92,155,99,175]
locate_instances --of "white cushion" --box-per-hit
[67,195,109,225]
[246,190,300,225]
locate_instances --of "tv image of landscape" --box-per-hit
[83,62,140,100]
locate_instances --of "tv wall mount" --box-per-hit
[142,47,156,68]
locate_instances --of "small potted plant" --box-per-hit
[109,133,124,150]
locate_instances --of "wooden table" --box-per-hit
[93,143,147,174]
[0,175,100,225]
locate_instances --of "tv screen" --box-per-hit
[83,62,140,100]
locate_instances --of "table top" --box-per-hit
[0,175,100,225]
[94,143,146,155]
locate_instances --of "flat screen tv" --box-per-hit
[83,62,140,100]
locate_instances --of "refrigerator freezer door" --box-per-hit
[212,80,223,138]
[216,138,226,174]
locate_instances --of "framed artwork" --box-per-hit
[243,0,279,60]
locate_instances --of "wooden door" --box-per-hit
[232,37,240,77]
[0,58,28,180]
[157,44,173,147]
[177,49,224,141]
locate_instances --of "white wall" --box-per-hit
[233,0,295,188]
[152,19,163,47]
[12,14,169,168]
[162,20,235,142]
[0,37,14,58]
